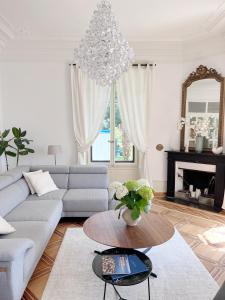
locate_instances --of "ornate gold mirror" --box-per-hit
[180,65,225,152]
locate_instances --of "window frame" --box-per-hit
[89,83,136,166]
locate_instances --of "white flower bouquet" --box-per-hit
[109,179,154,220]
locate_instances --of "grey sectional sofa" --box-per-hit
[0,165,110,300]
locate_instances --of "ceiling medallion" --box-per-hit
[74,0,134,86]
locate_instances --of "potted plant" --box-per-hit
[109,179,154,226]
[0,127,34,170]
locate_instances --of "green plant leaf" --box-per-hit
[0,141,8,148]
[22,139,31,144]
[131,206,140,220]
[0,147,5,156]
[26,148,34,153]
[2,129,10,138]
[12,127,20,138]
[5,151,16,157]
[19,150,29,155]
[20,130,26,137]
[115,202,125,210]
[18,144,25,150]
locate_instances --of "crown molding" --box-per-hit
[182,34,225,62]
[0,39,184,63]
[0,15,15,52]
[204,0,225,32]
[1,36,225,63]
[0,12,224,63]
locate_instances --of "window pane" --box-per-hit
[91,105,110,162]
[115,95,134,162]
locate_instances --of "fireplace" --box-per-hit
[175,161,216,207]
[166,151,225,211]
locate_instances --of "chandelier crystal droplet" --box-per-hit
[74,0,134,86]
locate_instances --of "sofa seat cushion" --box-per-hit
[0,221,52,278]
[5,200,63,223]
[63,189,108,212]
[26,189,66,201]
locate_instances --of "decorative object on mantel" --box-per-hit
[48,145,62,165]
[109,179,154,226]
[177,117,189,152]
[0,128,34,170]
[180,65,225,152]
[191,118,211,153]
[195,136,204,153]
[74,0,134,86]
[212,146,223,155]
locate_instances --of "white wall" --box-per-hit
[0,60,183,188]
[149,63,182,191]
[1,52,224,190]
[0,70,4,172]
[0,62,76,168]
[183,53,225,81]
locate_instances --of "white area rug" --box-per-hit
[41,228,218,300]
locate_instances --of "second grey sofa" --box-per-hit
[0,165,110,300]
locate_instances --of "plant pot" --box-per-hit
[195,136,203,153]
[122,208,141,226]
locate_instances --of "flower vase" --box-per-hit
[195,136,203,153]
[122,208,141,226]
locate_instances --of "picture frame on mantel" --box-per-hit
[180,65,225,152]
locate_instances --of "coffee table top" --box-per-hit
[92,248,152,286]
[83,210,175,249]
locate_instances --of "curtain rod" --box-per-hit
[69,63,156,66]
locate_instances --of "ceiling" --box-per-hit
[0,0,225,43]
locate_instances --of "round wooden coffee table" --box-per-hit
[83,210,175,249]
[83,210,175,300]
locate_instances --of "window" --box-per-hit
[91,85,135,164]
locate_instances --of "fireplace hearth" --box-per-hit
[176,169,215,207]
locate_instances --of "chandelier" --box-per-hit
[74,0,134,86]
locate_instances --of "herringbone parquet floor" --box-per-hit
[22,198,225,300]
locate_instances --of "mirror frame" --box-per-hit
[180,65,225,151]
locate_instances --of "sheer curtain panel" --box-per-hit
[70,65,111,164]
[117,65,152,182]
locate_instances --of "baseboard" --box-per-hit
[154,192,166,198]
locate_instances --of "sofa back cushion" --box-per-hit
[68,165,108,189]
[0,179,30,217]
[0,166,30,191]
[30,166,69,189]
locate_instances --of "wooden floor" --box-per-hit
[22,198,225,300]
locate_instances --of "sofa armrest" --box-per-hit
[0,239,34,300]
[0,238,34,262]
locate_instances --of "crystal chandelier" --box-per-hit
[74,0,134,86]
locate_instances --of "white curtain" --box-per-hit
[117,65,152,182]
[70,65,111,164]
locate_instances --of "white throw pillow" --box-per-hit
[23,170,43,194]
[0,216,16,234]
[28,171,58,196]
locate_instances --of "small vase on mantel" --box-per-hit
[122,208,142,226]
[195,136,203,153]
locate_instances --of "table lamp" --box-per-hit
[48,145,62,165]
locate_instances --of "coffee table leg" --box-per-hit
[148,277,150,300]
[112,284,127,300]
[103,282,107,300]
[150,272,157,278]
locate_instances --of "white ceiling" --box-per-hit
[0,0,225,42]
